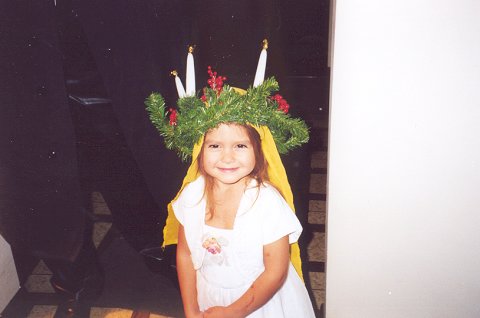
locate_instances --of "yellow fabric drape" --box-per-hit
[162,125,304,279]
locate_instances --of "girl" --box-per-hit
[145,41,315,317]
[174,123,315,318]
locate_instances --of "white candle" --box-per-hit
[186,46,196,96]
[171,70,186,98]
[253,39,268,88]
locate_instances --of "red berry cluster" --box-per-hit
[271,94,290,114]
[205,66,227,96]
[168,108,177,126]
[200,90,207,102]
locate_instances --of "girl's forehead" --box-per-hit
[205,123,249,139]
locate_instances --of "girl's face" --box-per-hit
[201,123,256,187]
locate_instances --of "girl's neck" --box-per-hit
[205,177,251,229]
[213,176,251,196]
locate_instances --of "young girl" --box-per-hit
[145,41,315,317]
[174,123,316,318]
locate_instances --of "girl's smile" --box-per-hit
[217,168,238,172]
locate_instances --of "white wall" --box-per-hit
[0,234,19,312]
[326,1,480,317]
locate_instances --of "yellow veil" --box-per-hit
[161,124,304,279]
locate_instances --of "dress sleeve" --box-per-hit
[260,185,303,245]
[172,176,205,226]
[172,196,184,225]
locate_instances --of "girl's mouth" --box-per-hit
[217,167,238,173]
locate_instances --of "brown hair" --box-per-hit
[197,124,269,219]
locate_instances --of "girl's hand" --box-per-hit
[204,306,243,318]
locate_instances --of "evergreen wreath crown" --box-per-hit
[145,40,309,161]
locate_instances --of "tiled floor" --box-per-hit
[305,117,328,315]
[4,193,183,318]
[3,115,328,318]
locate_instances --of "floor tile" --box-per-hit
[32,260,52,275]
[24,275,55,293]
[27,305,57,318]
[90,307,133,318]
[312,289,325,311]
[311,151,328,169]
[91,192,111,215]
[307,232,326,262]
[150,313,176,318]
[308,271,326,290]
[309,173,327,194]
[93,222,113,248]
[89,307,177,318]
[308,211,325,225]
[309,199,326,212]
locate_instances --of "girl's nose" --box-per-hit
[221,149,235,163]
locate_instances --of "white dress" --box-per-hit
[172,176,316,318]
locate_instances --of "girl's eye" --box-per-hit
[236,144,248,149]
[208,144,219,149]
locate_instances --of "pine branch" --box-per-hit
[145,77,309,161]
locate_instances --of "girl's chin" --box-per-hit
[214,176,250,186]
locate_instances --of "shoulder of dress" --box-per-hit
[258,182,283,198]
[175,176,205,206]
[243,183,284,209]
[181,176,204,195]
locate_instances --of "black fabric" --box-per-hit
[0,1,85,261]
[71,0,190,215]
[0,0,190,261]
[189,1,279,87]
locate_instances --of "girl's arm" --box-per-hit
[177,225,204,318]
[205,235,290,318]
